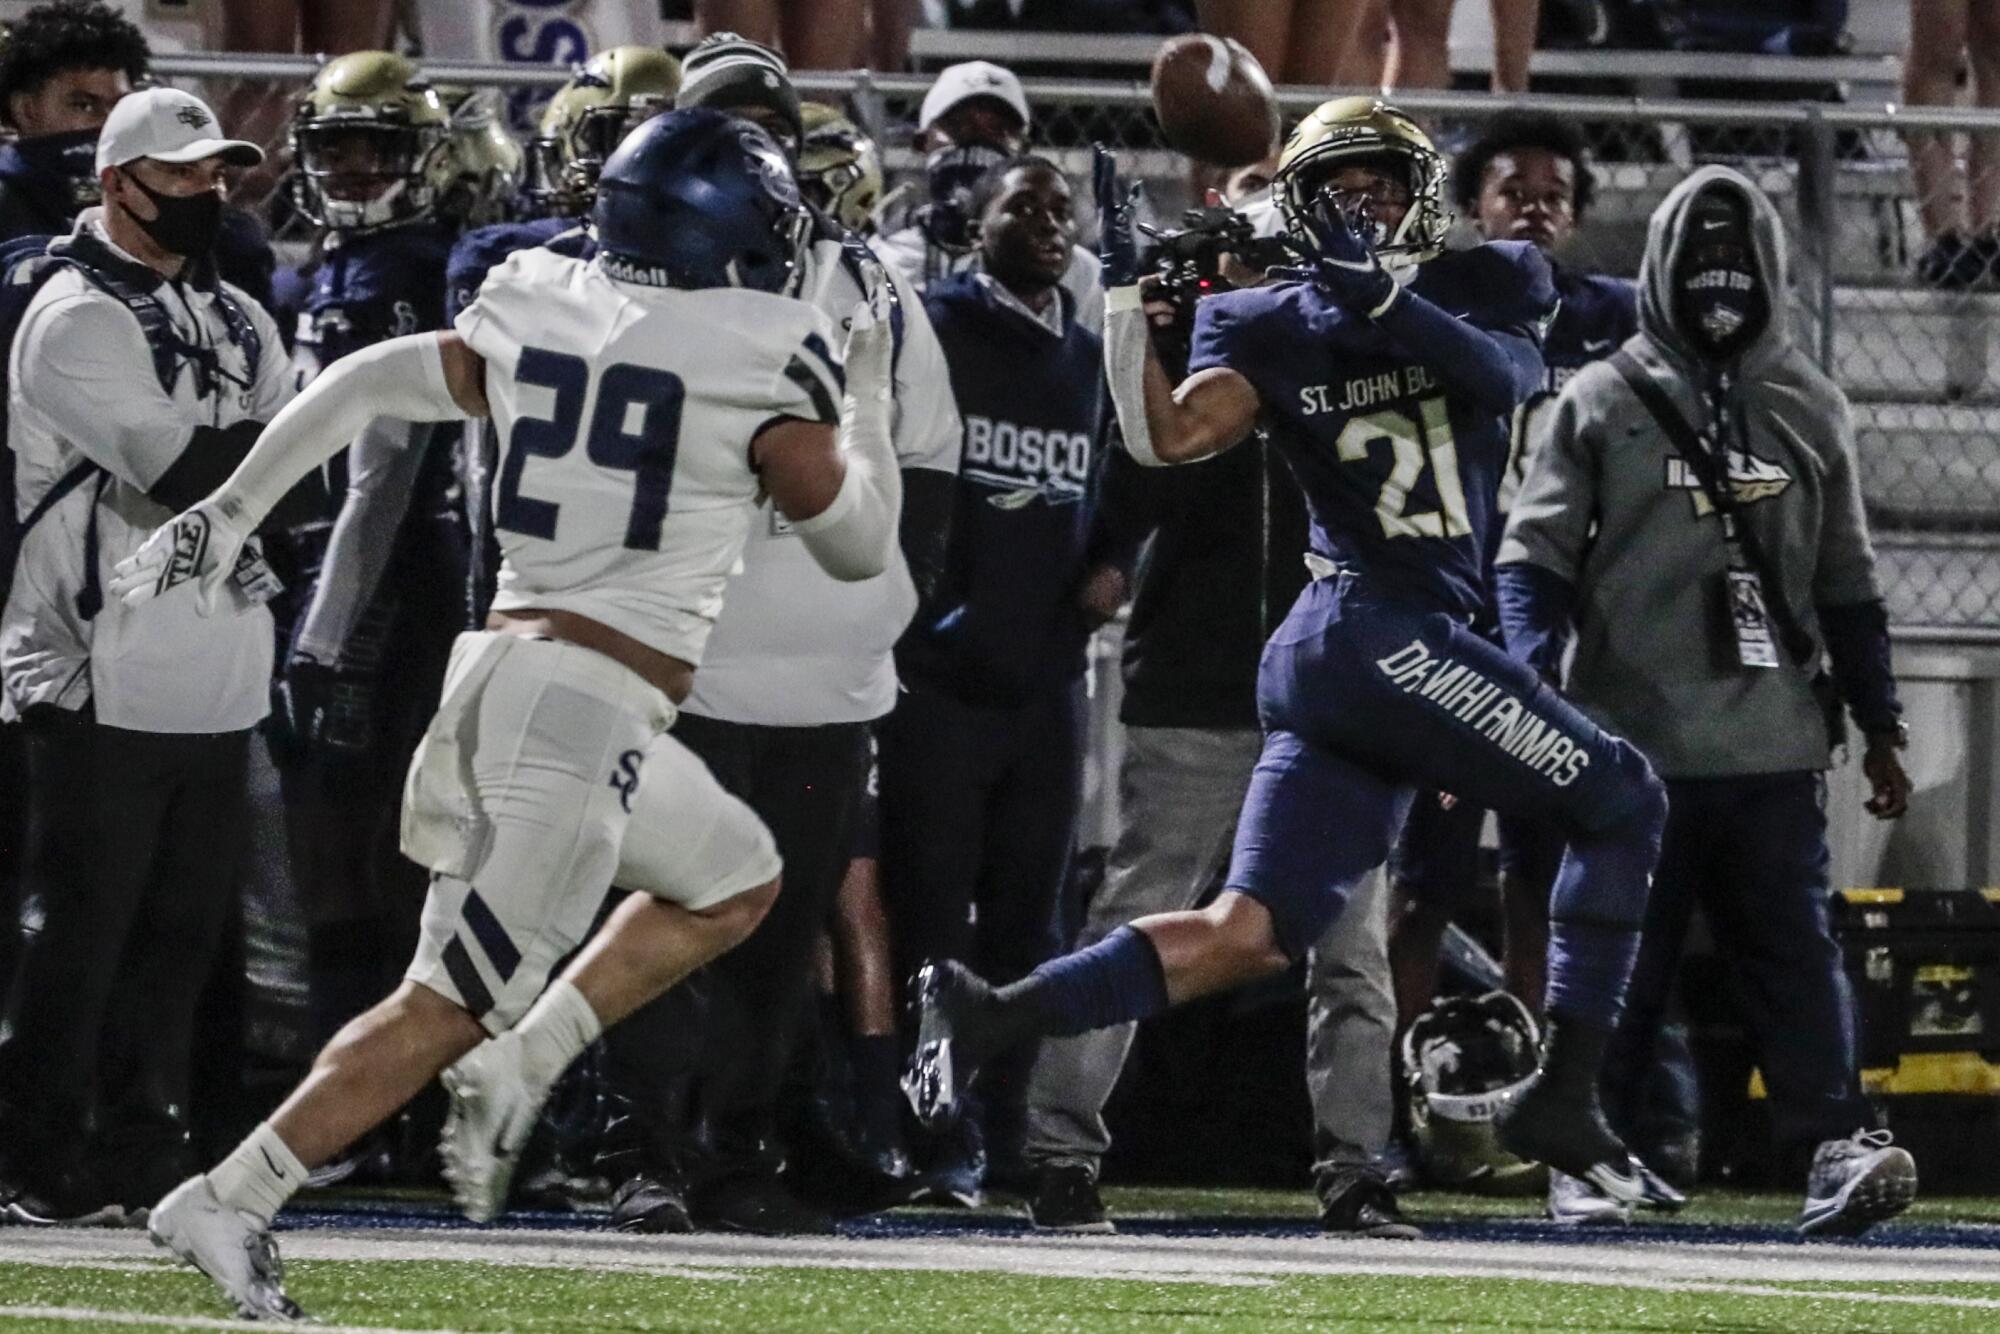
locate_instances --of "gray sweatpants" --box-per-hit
[1022,725,1394,1176]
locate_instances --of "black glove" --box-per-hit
[276,657,376,756]
[1271,201,1401,317]
[1092,143,1140,289]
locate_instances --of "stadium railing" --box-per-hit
[152,54,2000,639]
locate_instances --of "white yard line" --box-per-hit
[0,1303,462,1333]
[6,1223,2000,1315]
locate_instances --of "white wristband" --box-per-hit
[1103,287,1168,468]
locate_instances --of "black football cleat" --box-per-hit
[901,960,1000,1131]
[1495,1073,1643,1207]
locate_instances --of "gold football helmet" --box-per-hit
[1274,97,1449,267]
[527,46,682,215]
[434,86,523,228]
[797,102,883,234]
[292,51,453,234]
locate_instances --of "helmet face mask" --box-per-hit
[1401,991,1545,1195]
[529,46,682,218]
[297,123,427,230]
[435,87,523,228]
[291,52,451,235]
[1276,98,1449,272]
[797,102,883,234]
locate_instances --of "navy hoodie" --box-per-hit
[904,272,1106,706]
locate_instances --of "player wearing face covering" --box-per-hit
[904,98,1670,1207]
[1498,167,1916,1236]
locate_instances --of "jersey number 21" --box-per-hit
[1336,395,1471,540]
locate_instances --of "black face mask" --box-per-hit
[13,128,102,208]
[120,168,224,259]
[917,142,1007,253]
[1671,189,1767,360]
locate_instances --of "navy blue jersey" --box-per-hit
[445,215,585,322]
[1190,241,1556,618]
[905,273,1106,705]
[292,221,455,374]
[1545,262,1637,390]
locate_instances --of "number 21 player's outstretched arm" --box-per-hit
[1103,287,1261,466]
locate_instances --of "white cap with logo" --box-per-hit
[918,61,1029,135]
[96,87,264,174]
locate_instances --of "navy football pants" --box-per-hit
[1227,576,1666,1025]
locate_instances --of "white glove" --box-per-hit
[844,289,894,415]
[108,498,250,616]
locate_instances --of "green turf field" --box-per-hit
[4,1187,1999,1332]
[8,1256,2000,1333]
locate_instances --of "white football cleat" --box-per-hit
[439,1031,544,1223]
[148,1176,304,1322]
[1547,1169,1632,1227]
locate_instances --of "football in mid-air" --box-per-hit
[1149,33,1281,168]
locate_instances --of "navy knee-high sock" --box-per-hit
[993,925,1170,1039]
[1543,785,1664,1029]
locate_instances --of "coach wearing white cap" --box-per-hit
[0,86,302,1224]
[876,61,1103,334]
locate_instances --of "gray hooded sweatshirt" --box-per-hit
[1497,165,1881,779]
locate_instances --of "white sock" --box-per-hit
[511,979,603,1093]
[207,1123,306,1227]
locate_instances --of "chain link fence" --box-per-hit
[157,57,2000,636]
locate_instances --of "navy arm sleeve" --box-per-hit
[1819,598,1902,735]
[1377,292,1546,416]
[1496,560,1578,684]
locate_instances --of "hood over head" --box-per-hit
[1639,165,1790,371]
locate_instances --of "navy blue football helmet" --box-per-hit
[591,107,806,293]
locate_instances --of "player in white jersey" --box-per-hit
[108,109,901,1324]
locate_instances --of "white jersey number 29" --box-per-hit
[496,347,684,550]
[1336,396,1471,540]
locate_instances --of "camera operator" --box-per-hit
[0,88,300,1224]
[1017,150,1409,1237]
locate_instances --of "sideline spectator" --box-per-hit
[876,62,1105,333]
[0,2,272,303]
[0,0,147,240]
[879,154,1106,1204]
[1498,166,1919,1236]
[267,53,464,1184]
[1902,0,2000,288]
[595,49,962,1237]
[0,87,297,1224]
[0,0,149,1008]
[1388,112,1636,1036]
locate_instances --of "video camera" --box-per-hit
[1138,205,1296,377]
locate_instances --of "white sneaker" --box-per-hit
[1798,1128,1917,1237]
[1547,1168,1632,1226]
[440,1031,544,1224]
[147,1176,304,1322]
